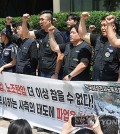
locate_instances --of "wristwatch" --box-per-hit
[68,74,72,79]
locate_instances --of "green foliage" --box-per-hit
[0,11,120,32]
[29,15,40,30]
[0,18,6,31]
[53,12,69,31]
[54,11,120,33]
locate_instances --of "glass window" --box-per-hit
[73,0,93,11]
[60,0,120,12]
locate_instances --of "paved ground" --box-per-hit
[0,118,55,134]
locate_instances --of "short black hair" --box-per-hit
[99,115,119,134]
[114,18,119,34]
[101,15,108,21]
[70,24,79,33]
[16,22,30,29]
[66,14,80,23]
[40,10,53,23]
[75,128,95,134]
[40,10,53,16]
[7,119,32,134]
[1,28,11,41]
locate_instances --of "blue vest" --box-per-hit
[0,43,16,72]
[16,38,35,75]
[61,31,70,43]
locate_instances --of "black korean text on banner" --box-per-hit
[84,84,120,94]
[0,96,17,109]
[36,103,55,118]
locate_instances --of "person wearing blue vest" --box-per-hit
[0,28,17,73]
[79,12,120,81]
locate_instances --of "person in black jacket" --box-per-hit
[22,11,64,79]
[15,22,38,75]
[6,17,38,75]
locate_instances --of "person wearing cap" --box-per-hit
[0,28,17,73]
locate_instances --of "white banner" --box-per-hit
[0,72,120,133]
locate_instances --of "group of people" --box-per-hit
[47,11,120,81]
[0,10,63,79]
[0,9,120,134]
[0,10,120,82]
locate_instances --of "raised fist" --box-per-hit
[48,26,55,34]
[106,15,115,24]
[22,13,30,22]
[80,12,90,20]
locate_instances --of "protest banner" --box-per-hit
[0,72,120,133]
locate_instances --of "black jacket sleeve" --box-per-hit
[29,41,38,72]
[6,25,13,40]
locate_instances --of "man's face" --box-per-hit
[17,26,23,38]
[70,27,80,44]
[101,20,115,37]
[39,14,51,30]
[101,20,108,37]
[67,16,77,28]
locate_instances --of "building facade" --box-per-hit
[0,0,119,17]
[53,0,120,13]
